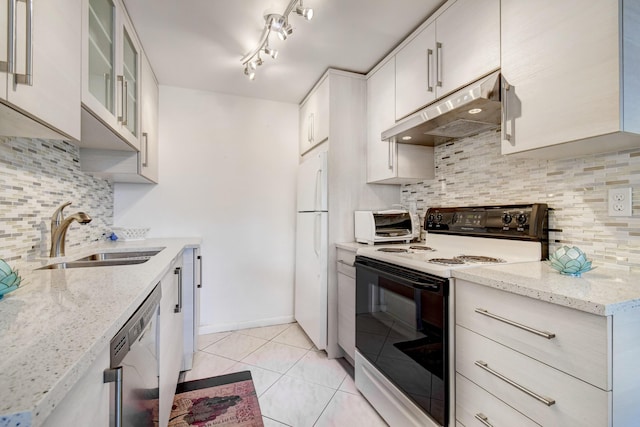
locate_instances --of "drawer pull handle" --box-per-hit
[474,413,493,427]
[474,360,556,407]
[337,260,355,267]
[475,308,556,339]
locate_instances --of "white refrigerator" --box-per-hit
[295,151,328,350]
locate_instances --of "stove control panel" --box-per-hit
[425,204,548,243]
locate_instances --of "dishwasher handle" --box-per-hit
[103,367,123,427]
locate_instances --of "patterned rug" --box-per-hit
[168,371,264,427]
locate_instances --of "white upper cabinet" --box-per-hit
[81,0,141,151]
[299,77,329,155]
[140,53,158,182]
[501,0,640,158]
[368,58,435,184]
[395,0,500,120]
[0,0,81,141]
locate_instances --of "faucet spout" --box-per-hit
[49,203,92,257]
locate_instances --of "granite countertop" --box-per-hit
[453,261,640,316]
[0,237,201,427]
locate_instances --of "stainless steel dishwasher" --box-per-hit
[104,284,161,427]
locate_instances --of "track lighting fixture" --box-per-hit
[240,0,314,80]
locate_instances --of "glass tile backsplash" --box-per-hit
[0,137,113,263]
[401,129,640,271]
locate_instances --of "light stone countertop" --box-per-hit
[453,261,640,316]
[0,237,201,427]
[335,241,369,252]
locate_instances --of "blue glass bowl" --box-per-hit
[0,260,21,299]
[548,246,594,277]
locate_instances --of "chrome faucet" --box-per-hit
[50,202,92,257]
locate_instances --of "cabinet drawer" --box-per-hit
[336,248,356,278]
[337,269,355,359]
[456,279,611,390]
[456,373,540,427]
[456,326,611,427]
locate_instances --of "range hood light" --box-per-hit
[402,136,412,141]
[468,108,483,114]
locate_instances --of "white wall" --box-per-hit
[114,85,299,333]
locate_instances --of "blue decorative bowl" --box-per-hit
[0,260,21,300]
[548,246,594,277]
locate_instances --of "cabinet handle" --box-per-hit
[142,132,149,167]
[2,0,15,73]
[474,413,493,427]
[426,48,433,92]
[122,79,129,126]
[436,42,443,87]
[474,308,556,339]
[474,361,556,406]
[174,267,183,313]
[502,79,512,142]
[197,255,202,288]
[117,75,124,122]
[13,0,32,86]
[387,139,393,170]
[103,367,123,427]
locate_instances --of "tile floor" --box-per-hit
[183,322,388,427]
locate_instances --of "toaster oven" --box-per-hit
[354,210,419,245]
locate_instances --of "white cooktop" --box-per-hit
[356,233,543,277]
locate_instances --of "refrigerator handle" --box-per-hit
[314,213,321,256]
[315,168,322,211]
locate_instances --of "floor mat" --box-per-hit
[168,371,264,427]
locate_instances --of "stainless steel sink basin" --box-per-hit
[75,250,163,262]
[38,258,151,270]
[37,249,164,270]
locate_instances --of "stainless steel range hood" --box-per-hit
[382,71,502,146]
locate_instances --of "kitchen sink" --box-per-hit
[38,258,151,269]
[75,249,163,262]
[37,249,164,270]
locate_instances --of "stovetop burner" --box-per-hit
[456,255,506,264]
[409,246,435,251]
[377,247,409,253]
[428,258,466,265]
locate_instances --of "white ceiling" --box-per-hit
[122,0,446,104]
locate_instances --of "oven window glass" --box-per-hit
[356,264,447,425]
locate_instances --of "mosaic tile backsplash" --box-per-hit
[0,137,113,263]
[401,129,640,271]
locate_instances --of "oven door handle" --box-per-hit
[355,261,441,291]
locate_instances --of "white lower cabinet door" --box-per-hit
[294,211,328,350]
[41,345,110,427]
[337,260,355,360]
[456,373,540,427]
[456,326,611,427]
[159,257,185,426]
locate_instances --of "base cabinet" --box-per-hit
[455,278,640,427]
[336,248,356,362]
[41,346,110,427]
[158,255,185,426]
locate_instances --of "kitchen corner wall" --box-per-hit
[114,85,299,333]
[401,129,640,271]
[0,136,113,264]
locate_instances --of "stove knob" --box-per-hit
[517,213,527,225]
[427,214,435,223]
[436,213,443,223]
[502,213,512,225]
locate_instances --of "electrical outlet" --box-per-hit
[608,187,633,217]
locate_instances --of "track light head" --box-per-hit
[244,65,255,80]
[263,45,278,59]
[296,5,313,20]
[278,23,293,41]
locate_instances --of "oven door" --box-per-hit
[355,256,449,426]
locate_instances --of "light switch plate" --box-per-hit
[608,187,632,217]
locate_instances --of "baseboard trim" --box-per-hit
[198,315,296,335]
